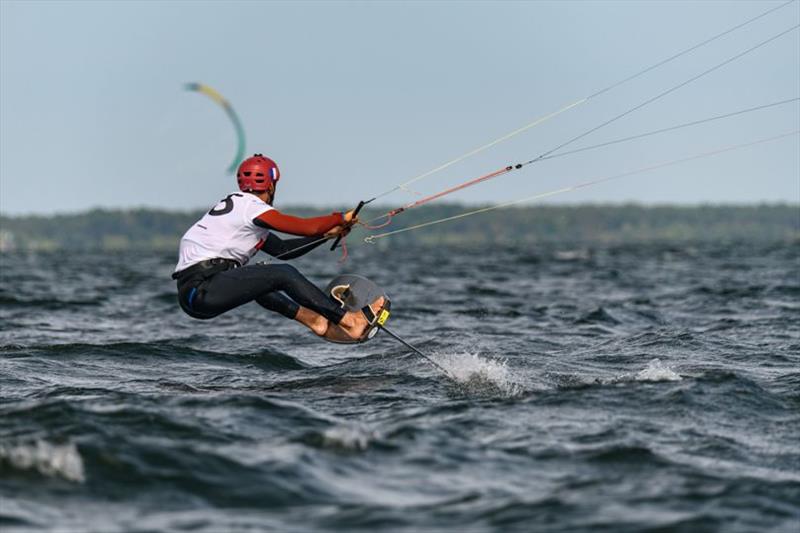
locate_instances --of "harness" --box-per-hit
[172,258,240,314]
[172,258,241,281]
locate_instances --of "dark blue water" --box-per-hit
[1,241,799,532]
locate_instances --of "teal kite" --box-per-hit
[184,82,246,174]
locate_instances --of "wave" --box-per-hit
[634,358,682,382]
[772,372,800,403]
[151,292,179,304]
[583,443,668,466]
[0,340,307,370]
[298,424,381,452]
[465,285,516,297]
[0,440,85,483]
[575,307,621,326]
[262,373,409,395]
[0,294,105,308]
[766,283,800,296]
[545,358,682,390]
[691,284,769,298]
[622,329,704,350]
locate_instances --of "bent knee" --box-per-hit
[268,263,300,278]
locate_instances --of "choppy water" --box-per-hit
[1,241,799,532]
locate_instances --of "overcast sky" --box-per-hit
[1,0,798,215]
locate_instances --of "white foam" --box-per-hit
[434,352,523,396]
[0,440,86,483]
[321,425,377,451]
[554,249,590,261]
[635,358,682,382]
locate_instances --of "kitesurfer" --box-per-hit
[172,154,385,342]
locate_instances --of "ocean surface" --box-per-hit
[1,241,798,532]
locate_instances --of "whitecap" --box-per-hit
[635,358,682,382]
[321,425,377,451]
[0,440,85,483]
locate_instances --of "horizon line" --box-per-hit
[1,201,798,219]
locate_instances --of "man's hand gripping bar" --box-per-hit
[330,200,366,251]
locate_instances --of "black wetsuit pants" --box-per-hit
[175,261,346,323]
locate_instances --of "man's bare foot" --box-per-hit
[337,296,386,340]
[295,307,329,337]
[322,323,356,343]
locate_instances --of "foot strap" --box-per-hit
[330,284,351,307]
[361,304,391,327]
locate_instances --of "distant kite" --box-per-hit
[184,82,246,174]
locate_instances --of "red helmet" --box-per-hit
[236,154,280,192]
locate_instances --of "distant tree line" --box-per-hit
[0,204,797,251]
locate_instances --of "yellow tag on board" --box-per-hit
[377,309,390,326]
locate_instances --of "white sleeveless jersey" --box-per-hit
[175,192,273,272]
